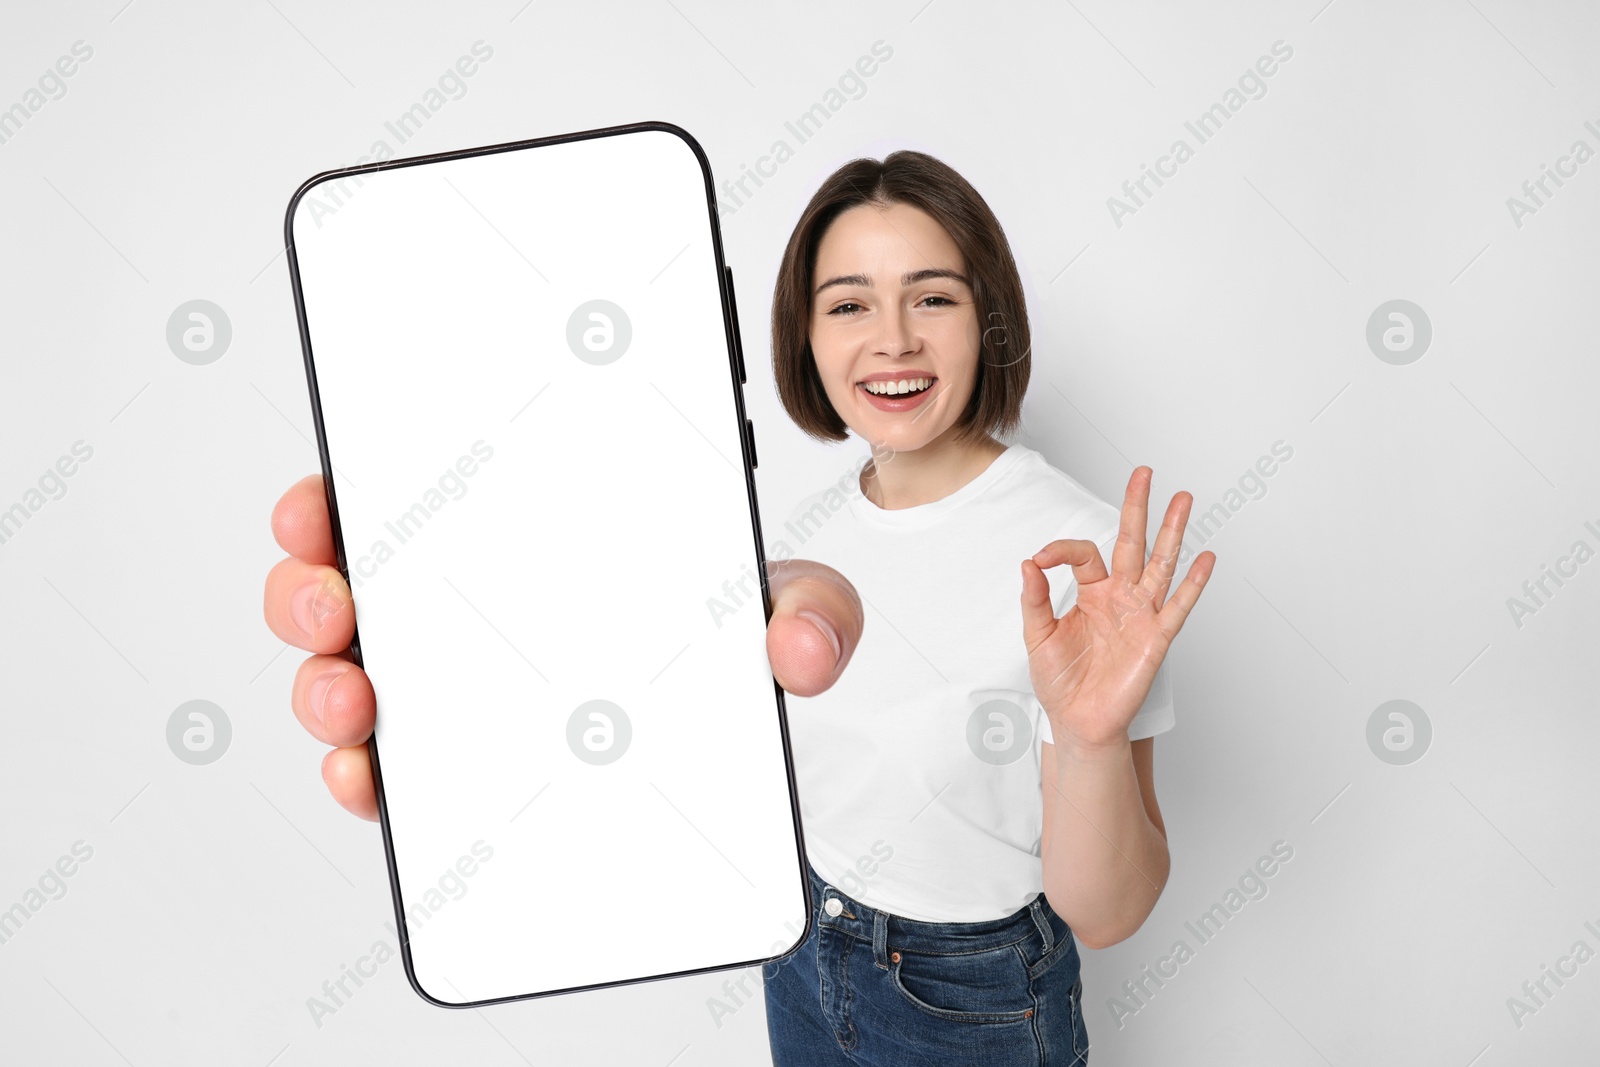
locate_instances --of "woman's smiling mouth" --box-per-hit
[857,374,937,411]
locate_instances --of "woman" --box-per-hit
[262,148,1212,1066]
[756,149,1213,1065]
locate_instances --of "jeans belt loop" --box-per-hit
[1029,899,1055,954]
[872,909,889,969]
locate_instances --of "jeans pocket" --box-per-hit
[887,943,1035,1024]
[1025,910,1081,983]
[1026,930,1081,984]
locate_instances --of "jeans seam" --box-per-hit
[814,927,828,1020]
[831,923,1037,958]
[834,931,858,1051]
[1070,977,1087,1063]
[1023,941,1047,1066]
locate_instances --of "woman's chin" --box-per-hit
[855,426,929,455]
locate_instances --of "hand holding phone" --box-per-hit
[264,477,863,818]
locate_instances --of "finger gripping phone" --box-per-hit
[283,122,809,1007]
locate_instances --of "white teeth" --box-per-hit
[863,377,931,395]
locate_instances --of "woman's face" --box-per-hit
[809,201,983,455]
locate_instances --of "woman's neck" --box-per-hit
[859,433,1009,510]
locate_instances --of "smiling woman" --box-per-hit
[773,153,1029,460]
[760,149,1213,1066]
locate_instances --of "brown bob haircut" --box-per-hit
[771,149,1031,444]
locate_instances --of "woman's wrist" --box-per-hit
[1047,721,1133,765]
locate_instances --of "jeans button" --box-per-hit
[823,896,843,917]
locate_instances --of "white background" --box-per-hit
[1,0,1597,1063]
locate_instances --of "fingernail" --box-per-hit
[796,609,842,664]
[291,578,345,638]
[307,669,344,727]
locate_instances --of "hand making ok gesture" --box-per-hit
[1020,466,1216,752]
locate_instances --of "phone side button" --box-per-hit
[745,418,758,469]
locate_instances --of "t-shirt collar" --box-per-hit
[846,443,1030,530]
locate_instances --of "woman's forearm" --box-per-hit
[1040,736,1169,949]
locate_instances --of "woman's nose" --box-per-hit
[872,303,915,357]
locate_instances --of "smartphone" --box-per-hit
[283,122,809,1007]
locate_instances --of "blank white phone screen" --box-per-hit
[287,126,806,1006]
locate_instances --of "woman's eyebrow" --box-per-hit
[813,267,970,297]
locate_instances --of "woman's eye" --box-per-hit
[826,295,952,316]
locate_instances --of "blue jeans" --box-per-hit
[762,860,1089,1065]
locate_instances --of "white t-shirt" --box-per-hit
[778,443,1176,922]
